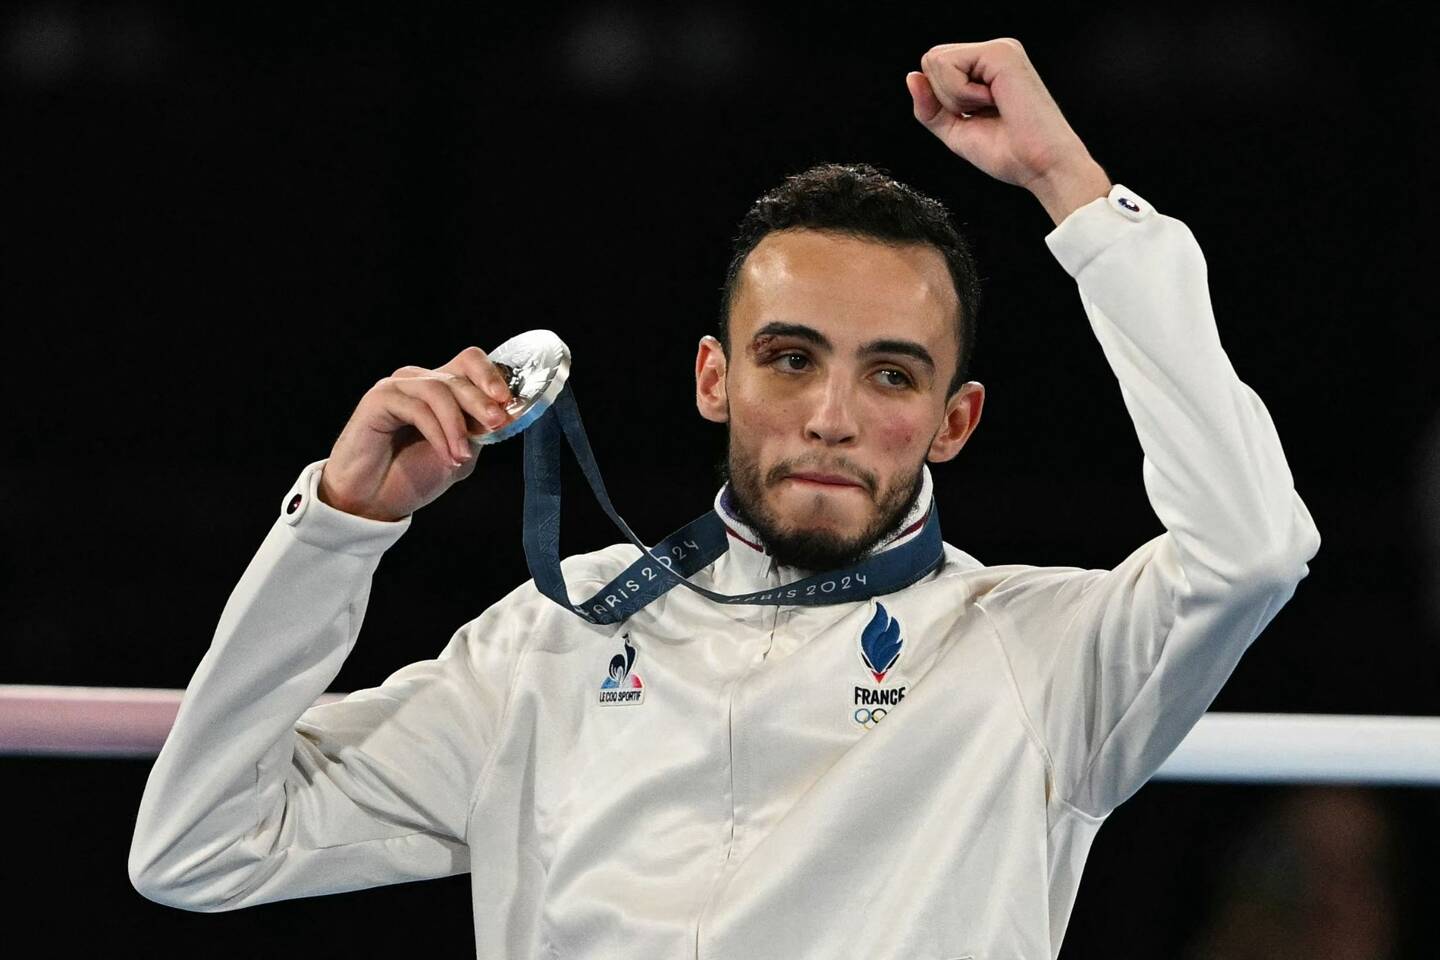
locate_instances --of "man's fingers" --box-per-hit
[391,377,475,463]
[380,390,461,466]
[927,70,996,118]
[439,373,513,433]
[442,346,514,405]
[920,47,975,116]
[918,43,1001,119]
[911,72,994,136]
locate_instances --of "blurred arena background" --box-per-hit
[2,2,1435,956]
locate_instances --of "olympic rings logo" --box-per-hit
[853,707,888,727]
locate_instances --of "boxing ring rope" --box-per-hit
[3,684,1439,785]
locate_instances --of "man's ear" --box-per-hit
[928,381,984,462]
[696,335,729,423]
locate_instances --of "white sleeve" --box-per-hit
[979,185,1322,820]
[127,458,531,911]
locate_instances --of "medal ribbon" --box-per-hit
[522,385,945,625]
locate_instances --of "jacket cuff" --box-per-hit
[1043,182,1159,278]
[278,458,412,557]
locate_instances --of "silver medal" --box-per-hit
[469,329,572,445]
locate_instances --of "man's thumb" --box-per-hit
[906,71,944,127]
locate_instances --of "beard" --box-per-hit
[720,430,926,573]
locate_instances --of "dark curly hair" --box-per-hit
[718,162,982,396]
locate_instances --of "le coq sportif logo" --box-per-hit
[598,634,645,706]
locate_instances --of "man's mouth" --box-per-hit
[786,472,866,489]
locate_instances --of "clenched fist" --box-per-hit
[317,346,518,522]
[906,38,1110,223]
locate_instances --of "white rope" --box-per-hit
[0,685,345,758]
[4,685,1439,785]
[1149,711,1440,785]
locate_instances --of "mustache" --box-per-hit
[765,456,877,493]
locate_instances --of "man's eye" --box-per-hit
[775,352,810,371]
[875,368,913,388]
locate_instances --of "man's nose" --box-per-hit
[804,375,859,445]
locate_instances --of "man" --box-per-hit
[128,39,1320,959]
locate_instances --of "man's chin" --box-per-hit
[761,507,877,571]
[763,530,870,573]
[770,516,868,547]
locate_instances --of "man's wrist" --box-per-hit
[1031,158,1113,228]
[317,466,406,523]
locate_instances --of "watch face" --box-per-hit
[470,329,572,445]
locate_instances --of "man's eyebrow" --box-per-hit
[859,338,935,374]
[750,322,832,351]
[749,323,936,376]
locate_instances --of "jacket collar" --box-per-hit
[707,464,935,594]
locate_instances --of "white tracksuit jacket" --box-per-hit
[128,183,1322,960]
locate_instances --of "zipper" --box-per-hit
[695,563,783,957]
[723,676,738,860]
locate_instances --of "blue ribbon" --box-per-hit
[522,385,946,625]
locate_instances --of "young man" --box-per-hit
[129,39,1320,959]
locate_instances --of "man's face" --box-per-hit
[695,228,985,570]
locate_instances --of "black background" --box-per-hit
[4,2,1436,956]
